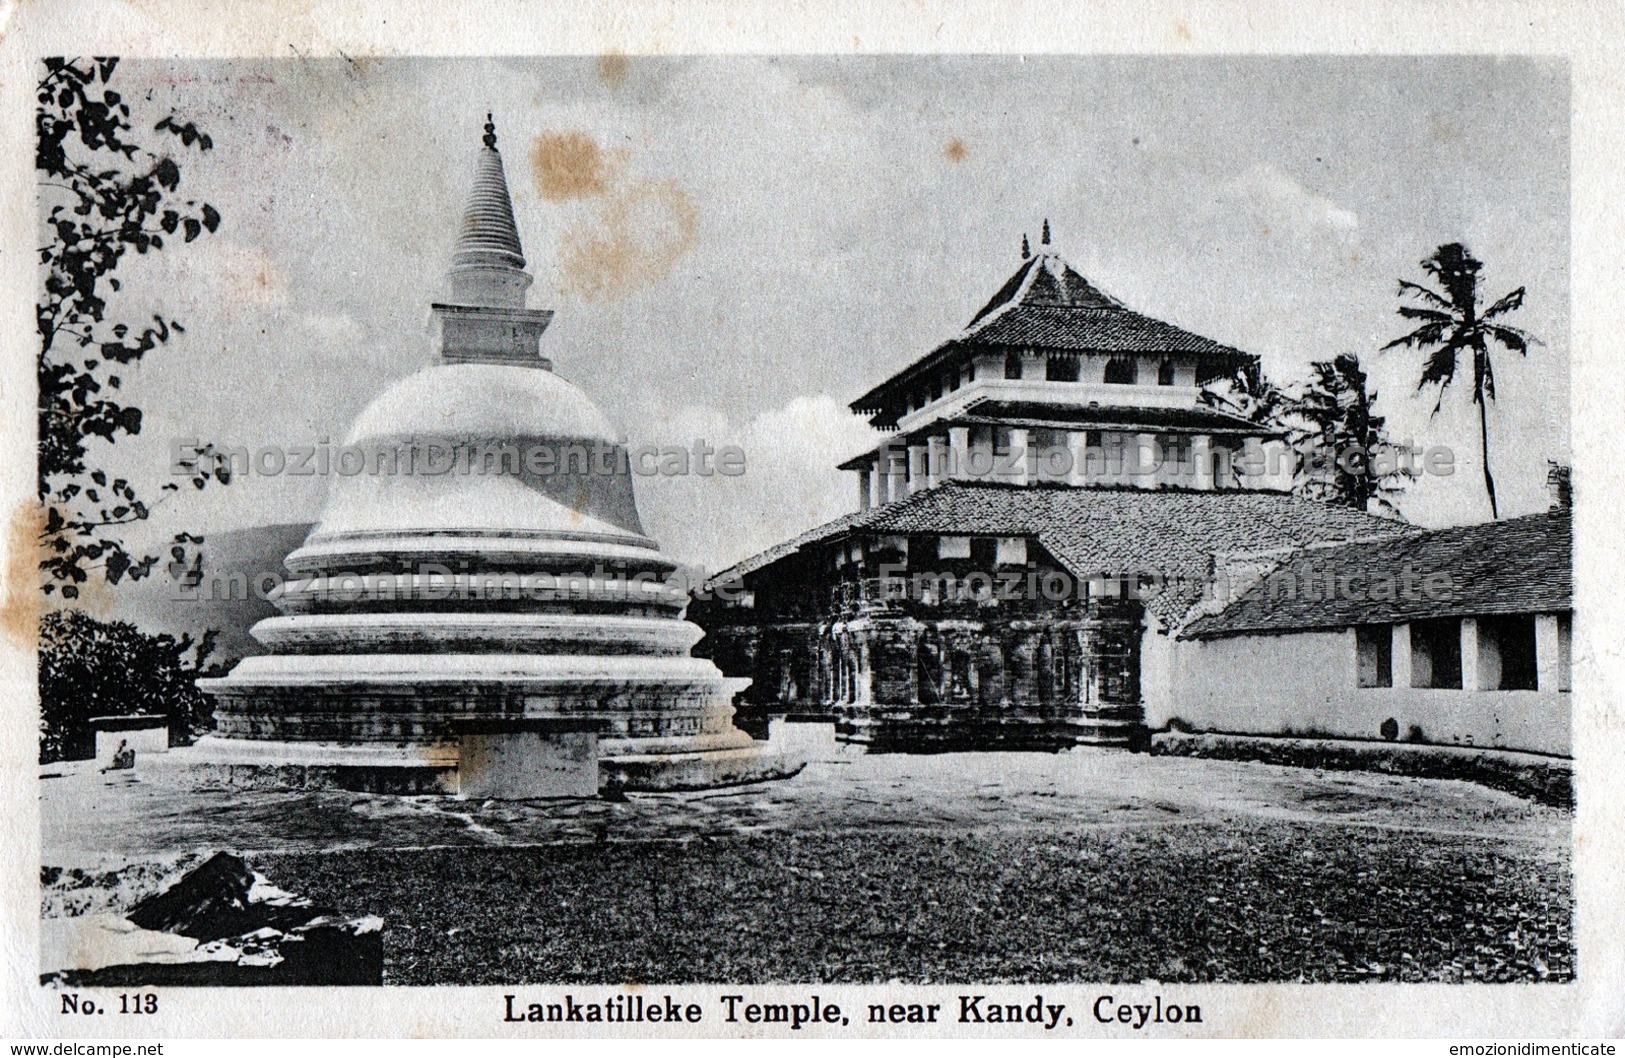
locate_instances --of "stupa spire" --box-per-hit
[430,114,555,368]
[447,113,530,306]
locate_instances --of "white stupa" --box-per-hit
[197,117,798,794]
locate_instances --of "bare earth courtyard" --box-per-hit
[40,746,1572,985]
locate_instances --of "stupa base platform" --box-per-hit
[600,745,804,792]
[168,735,802,797]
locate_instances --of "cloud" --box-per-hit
[1224,163,1359,245]
[629,394,880,571]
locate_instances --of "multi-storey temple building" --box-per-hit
[695,228,1408,750]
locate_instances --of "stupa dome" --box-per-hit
[198,115,798,796]
[346,362,618,446]
[291,361,659,571]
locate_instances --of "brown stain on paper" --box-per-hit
[532,130,699,303]
[943,137,968,164]
[530,131,615,202]
[597,51,631,91]
[559,178,698,303]
[3,501,116,649]
[1,503,45,648]
[230,259,282,305]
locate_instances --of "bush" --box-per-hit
[38,610,223,763]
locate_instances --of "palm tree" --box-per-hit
[1199,361,1290,487]
[1383,243,1537,519]
[1200,360,1290,427]
[1286,353,1413,515]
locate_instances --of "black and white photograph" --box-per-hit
[3,2,1621,1046]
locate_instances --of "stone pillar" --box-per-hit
[907,444,928,496]
[1459,617,1481,691]
[1535,614,1562,691]
[1065,431,1085,486]
[893,448,910,501]
[926,434,947,489]
[1008,427,1030,486]
[1192,434,1213,490]
[1021,349,1046,382]
[947,426,970,482]
[1392,623,1413,689]
[858,468,873,512]
[875,455,891,506]
[970,426,996,484]
[1135,432,1159,489]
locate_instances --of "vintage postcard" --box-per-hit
[2,0,1622,1047]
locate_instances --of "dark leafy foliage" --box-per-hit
[1200,356,1412,513]
[1286,353,1415,515]
[1383,243,1538,520]
[37,57,228,597]
[1200,360,1290,431]
[38,609,223,764]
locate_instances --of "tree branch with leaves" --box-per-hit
[36,56,229,599]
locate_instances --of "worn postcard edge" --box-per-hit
[0,0,1621,1039]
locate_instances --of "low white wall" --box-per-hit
[1147,628,1570,757]
[94,725,169,763]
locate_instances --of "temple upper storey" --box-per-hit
[841,227,1290,508]
[431,115,556,369]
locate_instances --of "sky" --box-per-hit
[82,54,1569,579]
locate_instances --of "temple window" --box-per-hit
[1476,615,1538,691]
[1004,352,1023,379]
[995,537,1028,565]
[1046,356,1080,382]
[1157,359,1177,386]
[1356,625,1393,687]
[1409,619,1463,689]
[1161,434,1191,469]
[1104,356,1138,384]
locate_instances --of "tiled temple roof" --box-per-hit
[1181,508,1572,639]
[850,250,1255,421]
[710,482,1406,624]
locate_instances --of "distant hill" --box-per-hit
[115,522,315,665]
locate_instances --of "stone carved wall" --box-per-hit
[695,598,1146,750]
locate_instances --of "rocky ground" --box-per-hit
[41,743,1572,984]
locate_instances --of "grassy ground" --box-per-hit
[254,819,1572,985]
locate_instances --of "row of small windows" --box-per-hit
[832,534,1030,568]
[1354,615,1571,692]
[904,353,1199,413]
[1012,353,1178,386]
